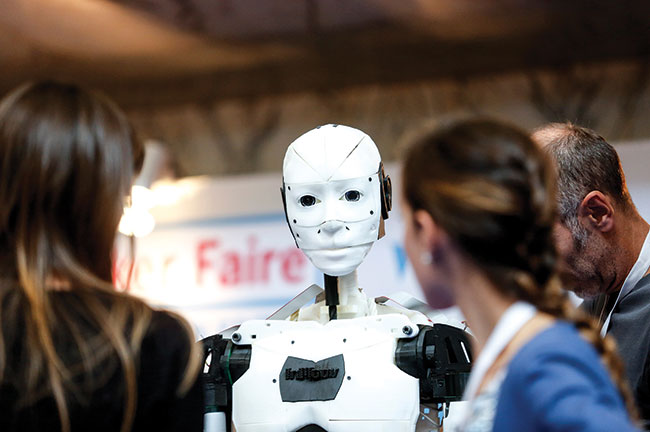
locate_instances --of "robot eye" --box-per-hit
[299,195,318,207]
[342,190,361,202]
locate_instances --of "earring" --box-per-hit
[420,251,433,265]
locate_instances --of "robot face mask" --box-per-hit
[282,124,387,276]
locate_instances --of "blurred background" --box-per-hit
[2,0,650,336]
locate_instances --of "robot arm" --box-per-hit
[395,323,474,404]
[201,334,252,432]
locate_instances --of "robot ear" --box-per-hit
[379,162,392,220]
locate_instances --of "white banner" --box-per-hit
[116,141,650,338]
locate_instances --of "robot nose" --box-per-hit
[320,220,344,234]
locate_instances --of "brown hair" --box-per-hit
[0,82,199,431]
[403,118,637,418]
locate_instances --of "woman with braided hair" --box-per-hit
[401,118,640,431]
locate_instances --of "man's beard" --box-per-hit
[567,216,590,253]
[564,219,605,299]
[572,283,603,300]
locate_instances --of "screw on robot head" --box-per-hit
[402,326,413,336]
[232,332,242,342]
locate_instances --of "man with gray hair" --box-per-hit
[533,123,650,426]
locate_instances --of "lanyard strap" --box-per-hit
[460,301,537,425]
[601,231,650,337]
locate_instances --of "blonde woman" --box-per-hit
[0,82,203,432]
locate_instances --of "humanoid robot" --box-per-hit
[202,124,473,432]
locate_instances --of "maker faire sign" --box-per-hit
[114,166,423,338]
[115,221,313,337]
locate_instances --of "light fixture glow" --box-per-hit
[131,185,155,209]
[119,186,156,237]
[119,207,156,238]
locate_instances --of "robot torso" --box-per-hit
[229,314,423,432]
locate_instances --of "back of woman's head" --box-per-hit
[0,81,150,432]
[0,81,143,284]
[402,118,557,302]
[402,117,638,418]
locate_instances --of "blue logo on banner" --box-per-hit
[394,244,408,276]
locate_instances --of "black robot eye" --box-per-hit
[343,190,361,202]
[299,195,317,207]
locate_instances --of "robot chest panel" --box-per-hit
[231,319,420,432]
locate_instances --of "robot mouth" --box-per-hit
[303,243,374,259]
[305,248,350,259]
[302,243,361,252]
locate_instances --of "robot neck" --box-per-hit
[324,270,373,320]
[337,271,362,305]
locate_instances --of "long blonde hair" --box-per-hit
[0,82,200,431]
[402,118,637,418]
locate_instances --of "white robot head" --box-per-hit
[282,124,391,276]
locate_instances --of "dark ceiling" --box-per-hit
[1,0,649,107]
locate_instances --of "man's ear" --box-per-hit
[578,191,614,233]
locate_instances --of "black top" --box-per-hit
[583,274,650,429]
[0,309,204,431]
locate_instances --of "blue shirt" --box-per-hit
[493,322,640,431]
